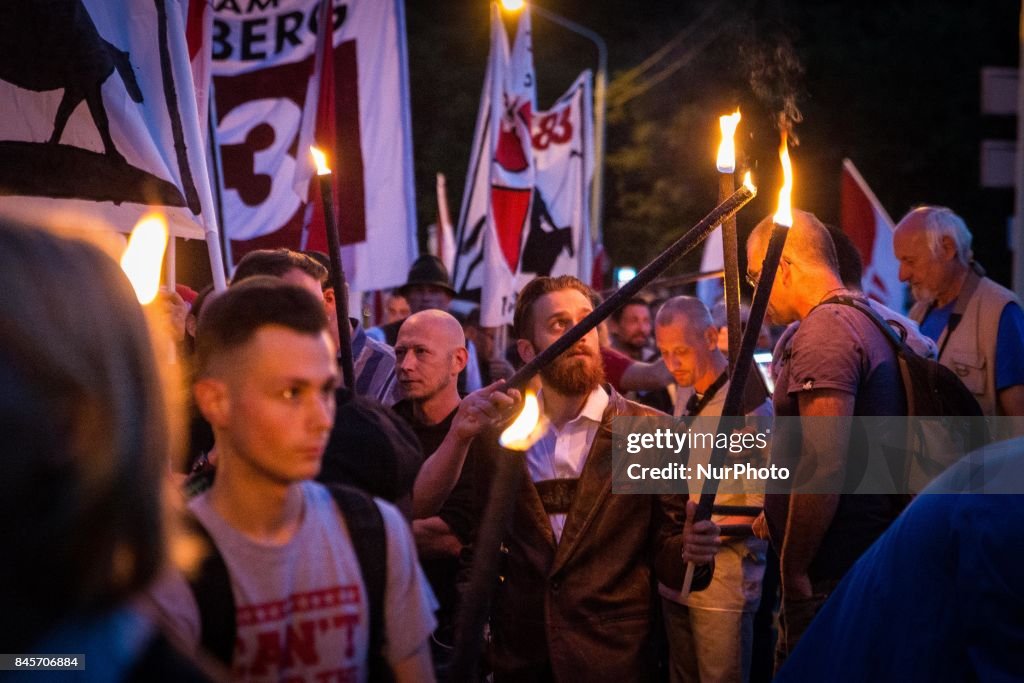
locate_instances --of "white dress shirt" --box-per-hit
[526,386,609,541]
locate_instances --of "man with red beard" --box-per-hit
[473,275,693,682]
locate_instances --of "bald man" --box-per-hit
[893,206,1024,417]
[655,296,771,683]
[392,310,489,672]
[394,310,468,423]
[745,209,908,666]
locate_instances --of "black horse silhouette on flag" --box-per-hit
[520,190,575,276]
[0,0,196,210]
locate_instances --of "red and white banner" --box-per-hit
[0,0,219,245]
[457,6,595,325]
[210,0,416,291]
[840,158,906,312]
[481,3,536,326]
[529,71,594,287]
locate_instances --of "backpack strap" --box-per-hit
[821,295,907,352]
[821,295,920,414]
[183,515,236,667]
[184,486,393,681]
[326,484,394,683]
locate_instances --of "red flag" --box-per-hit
[840,158,906,312]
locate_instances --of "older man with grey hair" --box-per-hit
[893,206,1024,416]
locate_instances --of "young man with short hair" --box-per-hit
[148,278,436,682]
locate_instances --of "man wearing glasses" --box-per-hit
[744,209,907,669]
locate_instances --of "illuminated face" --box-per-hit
[394,320,460,402]
[746,239,793,325]
[656,322,715,389]
[893,228,948,303]
[520,288,604,395]
[216,326,338,485]
[404,284,452,314]
[614,303,653,352]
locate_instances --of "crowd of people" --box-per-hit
[2,203,1022,682]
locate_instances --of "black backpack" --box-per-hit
[824,296,990,489]
[185,484,394,682]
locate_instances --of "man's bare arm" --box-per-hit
[781,389,853,599]
[412,516,463,559]
[412,382,519,519]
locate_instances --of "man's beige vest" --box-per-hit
[909,270,1019,416]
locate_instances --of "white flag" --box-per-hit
[480,3,536,326]
[451,16,494,299]
[527,71,594,284]
[0,0,219,244]
[458,10,594,322]
[210,0,416,291]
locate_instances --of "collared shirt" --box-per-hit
[526,385,609,542]
[351,322,399,406]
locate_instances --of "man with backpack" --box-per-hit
[744,210,909,667]
[147,278,436,681]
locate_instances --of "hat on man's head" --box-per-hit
[397,255,456,298]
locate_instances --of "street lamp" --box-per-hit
[500,0,608,253]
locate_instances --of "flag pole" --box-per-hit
[507,180,756,390]
[321,180,356,391]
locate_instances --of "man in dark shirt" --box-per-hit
[745,209,907,666]
[391,309,484,671]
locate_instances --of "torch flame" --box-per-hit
[310,146,331,176]
[716,109,741,173]
[120,213,169,305]
[742,171,755,193]
[773,133,793,228]
[499,391,546,451]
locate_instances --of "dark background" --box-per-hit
[405,0,1021,288]
[179,1,1021,291]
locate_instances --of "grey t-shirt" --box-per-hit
[147,481,436,682]
[768,302,907,584]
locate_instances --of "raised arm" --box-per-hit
[412,382,519,518]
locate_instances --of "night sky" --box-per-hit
[406,0,1022,286]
